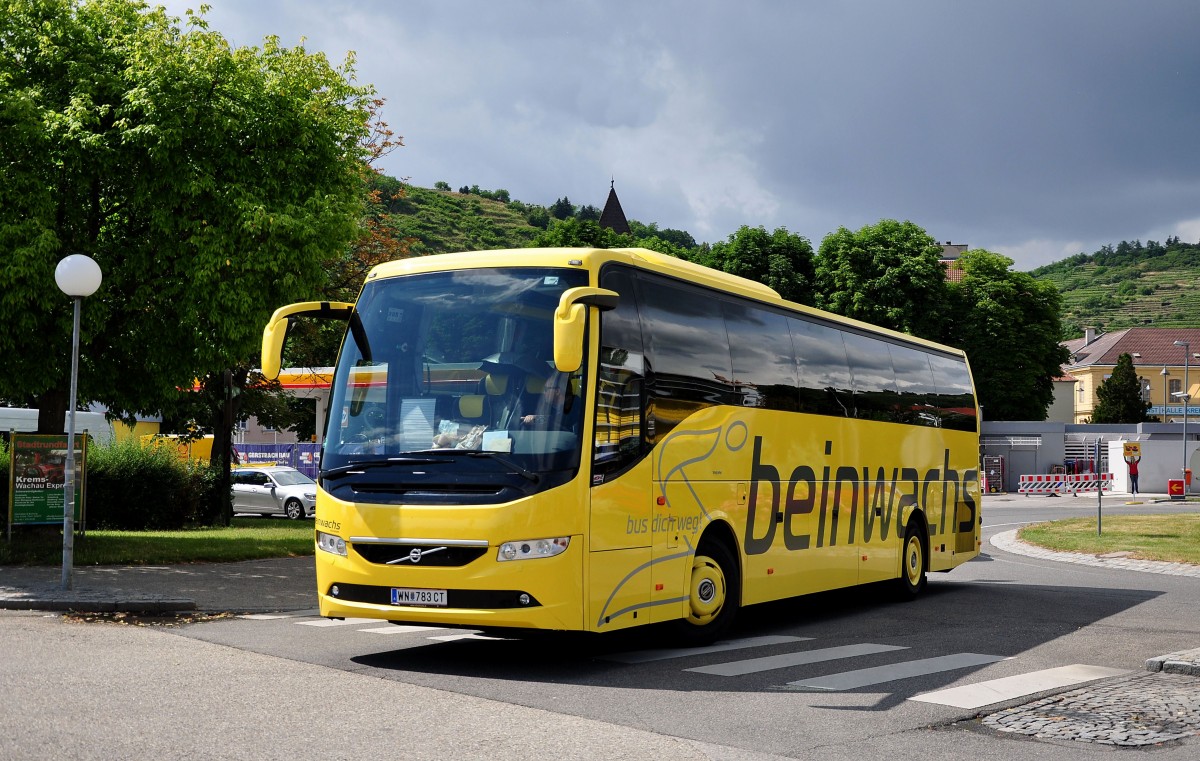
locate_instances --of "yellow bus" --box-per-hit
[261,247,981,642]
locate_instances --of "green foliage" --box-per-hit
[696,225,816,304]
[0,0,375,430]
[0,517,314,566]
[1032,237,1200,334]
[814,220,949,338]
[85,438,223,530]
[1091,353,1152,424]
[630,221,697,249]
[945,249,1070,421]
[550,197,575,220]
[433,181,451,191]
[531,217,627,248]
[388,185,542,253]
[526,205,551,229]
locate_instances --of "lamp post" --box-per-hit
[54,254,102,590]
[1162,366,1170,417]
[1175,340,1191,495]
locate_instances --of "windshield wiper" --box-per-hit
[411,449,541,484]
[321,457,441,479]
[465,451,541,484]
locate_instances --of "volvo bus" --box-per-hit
[261,247,981,642]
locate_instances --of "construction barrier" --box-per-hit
[1018,473,1113,495]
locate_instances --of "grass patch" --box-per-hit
[0,518,314,566]
[1018,514,1200,565]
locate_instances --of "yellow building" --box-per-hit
[1064,327,1200,424]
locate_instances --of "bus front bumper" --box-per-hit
[315,542,583,631]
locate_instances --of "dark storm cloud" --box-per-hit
[158,0,1200,270]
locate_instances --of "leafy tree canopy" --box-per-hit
[694,225,816,305]
[945,249,1070,421]
[0,0,376,432]
[814,220,949,339]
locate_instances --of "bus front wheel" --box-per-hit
[675,541,738,645]
[896,522,927,599]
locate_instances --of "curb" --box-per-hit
[0,583,196,614]
[1146,649,1200,676]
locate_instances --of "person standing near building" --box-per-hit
[1126,453,1141,494]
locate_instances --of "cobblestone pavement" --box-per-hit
[982,671,1200,747]
[982,530,1200,747]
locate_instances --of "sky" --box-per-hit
[156,0,1200,271]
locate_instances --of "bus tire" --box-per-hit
[674,540,738,645]
[896,521,927,600]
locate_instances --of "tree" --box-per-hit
[549,196,575,220]
[1091,353,1152,424]
[697,225,816,305]
[0,1,376,439]
[530,217,626,248]
[945,249,1071,421]
[814,220,949,339]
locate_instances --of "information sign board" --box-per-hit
[7,434,87,526]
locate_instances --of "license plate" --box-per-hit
[390,587,448,607]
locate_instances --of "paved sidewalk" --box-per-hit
[0,555,317,614]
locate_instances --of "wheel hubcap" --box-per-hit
[906,538,922,583]
[687,556,725,624]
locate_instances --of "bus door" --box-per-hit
[588,268,654,632]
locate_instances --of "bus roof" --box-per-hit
[366,247,967,360]
[368,248,780,301]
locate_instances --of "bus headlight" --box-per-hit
[317,531,347,557]
[497,537,569,562]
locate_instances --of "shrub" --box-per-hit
[85,438,223,530]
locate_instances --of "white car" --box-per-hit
[231,466,316,519]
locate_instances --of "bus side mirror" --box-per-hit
[553,287,618,373]
[261,301,354,379]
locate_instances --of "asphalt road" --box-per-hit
[3,492,1199,760]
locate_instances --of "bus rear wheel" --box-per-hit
[674,541,738,645]
[896,522,927,599]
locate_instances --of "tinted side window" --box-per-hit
[888,343,939,426]
[724,301,798,411]
[594,268,647,478]
[790,318,853,417]
[842,332,900,422]
[639,275,734,443]
[930,354,978,432]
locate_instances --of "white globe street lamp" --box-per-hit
[54,254,102,590]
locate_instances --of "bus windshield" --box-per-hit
[323,267,590,487]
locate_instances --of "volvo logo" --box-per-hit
[387,546,446,565]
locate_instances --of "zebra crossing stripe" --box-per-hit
[687,643,908,677]
[787,652,1007,690]
[359,625,448,635]
[428,633,505,642]
[909,664,1128,708]
[296,617,378,627]
[602,635,811,664]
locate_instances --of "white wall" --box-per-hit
[0,408,114,444]
[1106,439,1200,494]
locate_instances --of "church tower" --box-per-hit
[599,180,631,235]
